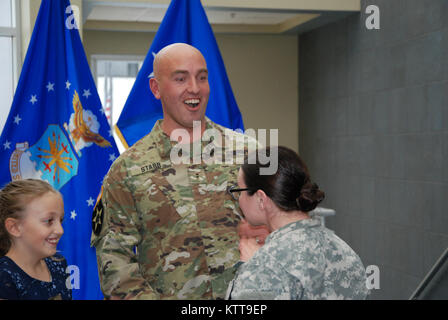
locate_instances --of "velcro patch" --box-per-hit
[92,187,104,236]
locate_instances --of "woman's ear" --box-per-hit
[255,189,268,211]
[4,217,22,238]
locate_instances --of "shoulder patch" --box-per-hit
[92,187,104,236]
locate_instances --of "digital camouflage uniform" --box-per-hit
[227,217,369,300]
[91,117,255,299]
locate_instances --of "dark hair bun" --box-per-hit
[296,182,325,212]
[242,146,325,213]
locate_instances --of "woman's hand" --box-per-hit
[239,237,262,262]
[237,219,270,245]
[237,219,270,262]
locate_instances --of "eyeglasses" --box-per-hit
[228,185,251,201]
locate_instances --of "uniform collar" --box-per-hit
[152,117,222,160]
[265,217,322,244]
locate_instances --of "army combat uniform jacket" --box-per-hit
[92,118,253,299]
[227,217,369,300]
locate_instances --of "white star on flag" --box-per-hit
[86,197,95,206]
[83,89,91,99]
[109,153,116,162]
[30,95,37,104]
[46,82,55,91]
[99,107,105,115]
[14,115,22,125]
[70,210,77,220]
[65,80,71,90]
[3,141,11,150]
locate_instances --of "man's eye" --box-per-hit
[175,77,185,82]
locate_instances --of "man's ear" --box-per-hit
[4,217,22,238]
[149,78,161,100]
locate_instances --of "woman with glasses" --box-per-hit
[226,146,369,300]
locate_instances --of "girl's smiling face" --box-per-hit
[15,191,64,259]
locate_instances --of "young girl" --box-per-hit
[0,179,72,300]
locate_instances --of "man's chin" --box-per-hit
[183,114,206,128]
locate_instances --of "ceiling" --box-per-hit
[83,0,360,34]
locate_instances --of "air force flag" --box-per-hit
[0,0,119,299]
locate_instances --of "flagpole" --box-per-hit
[114,124,130,150]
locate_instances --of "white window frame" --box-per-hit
[0,0,22,92]
[91,54,145,124]
[0,0,22,134]
[91,54,145,84]
[90,54,145,154]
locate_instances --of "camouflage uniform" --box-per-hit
[92,117,254,299]
[226,217,369,300]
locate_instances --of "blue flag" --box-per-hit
[115,0,244,147]
[0,0,118,299]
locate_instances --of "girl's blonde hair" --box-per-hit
[0,179,60,256]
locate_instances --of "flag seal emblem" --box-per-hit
[9,124,79,190]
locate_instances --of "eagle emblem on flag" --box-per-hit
[64,91,111,157]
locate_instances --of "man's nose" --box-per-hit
[188,78,200,94]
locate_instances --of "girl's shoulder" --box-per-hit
[0,256,25,300]
[0,255,14,266]
[0,256,23,275]
[0,255,72,300]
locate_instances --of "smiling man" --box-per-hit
[92,43,262,300]
[150,44,210,138]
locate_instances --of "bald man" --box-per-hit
[92,43,265,300]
